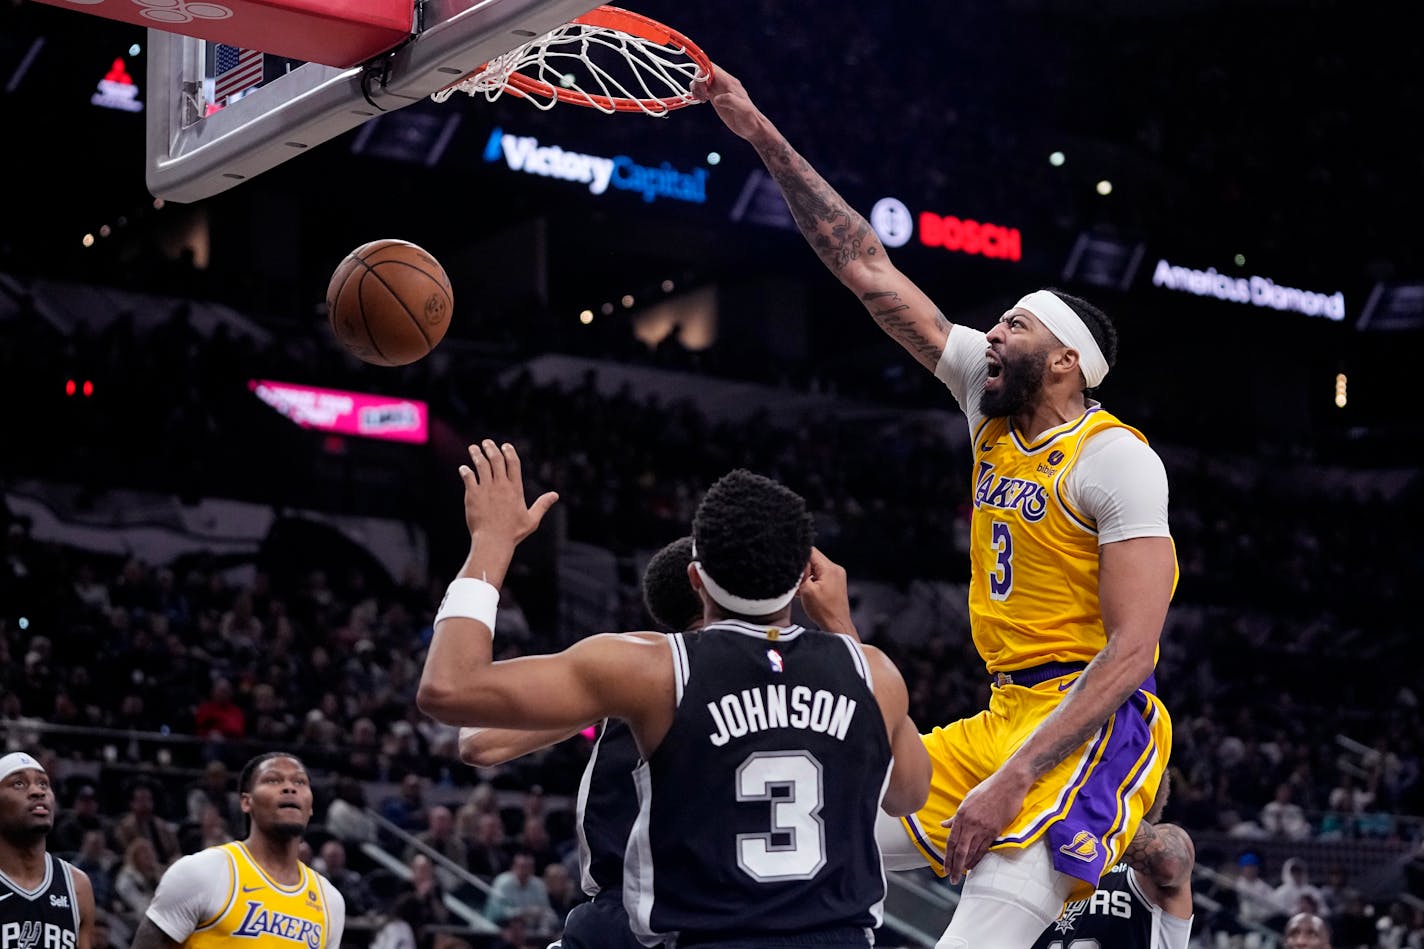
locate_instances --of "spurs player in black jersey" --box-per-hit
[460,535,864,949]
[459,536,703,949]
[0,752,96,949]
[420,442,929,948]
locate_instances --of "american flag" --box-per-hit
[213,44,264,102]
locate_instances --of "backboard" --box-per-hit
[145,0,601,203]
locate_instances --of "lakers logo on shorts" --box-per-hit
[1058,830,1099,862]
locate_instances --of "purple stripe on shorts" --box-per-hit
[1045,690,1157,887]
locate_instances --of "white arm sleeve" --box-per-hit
[1061,428,1171,545]
[318,876,346,948]
[933,324,990,433]
[144,849,233,942]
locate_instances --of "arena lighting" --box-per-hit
[661,279,675,292]
[579,309,594,324]
[248,379,429,444]
[621,294,635,308]
[1335,373,1348,408]
[601,302,614,316]
[81,234,94,247]
[1095,180,1113,196]
[1049,151,1066,166]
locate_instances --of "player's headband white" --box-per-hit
[0,752,45,784]
[692,541,802,617]
[1014,290,1110,389]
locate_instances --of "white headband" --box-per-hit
[0,752,45,783]
[1015,290,1110,388]
[692,542,801,617]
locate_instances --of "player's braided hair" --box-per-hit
[642,536,701,631]
[693,469,813,613]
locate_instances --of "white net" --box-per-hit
[430,19,705,116]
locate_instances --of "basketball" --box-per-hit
[326,238,454,366]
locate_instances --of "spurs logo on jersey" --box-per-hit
[1031,862,1190,949]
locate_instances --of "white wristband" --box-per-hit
[435,577,499,634]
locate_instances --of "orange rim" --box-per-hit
[500,5,712,113]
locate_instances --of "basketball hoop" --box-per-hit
[431,5,711,116]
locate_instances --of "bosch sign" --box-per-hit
[870,198,1022,262]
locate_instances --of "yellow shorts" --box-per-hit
[901,673,1172,901]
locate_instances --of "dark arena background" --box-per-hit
[1,0,1421,946]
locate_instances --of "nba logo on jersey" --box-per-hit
[1058,831,1099,862]
[766,649,784,673]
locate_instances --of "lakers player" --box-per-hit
[697,66,1177,949]
[132,753,345,949]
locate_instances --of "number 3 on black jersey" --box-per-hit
[735,751,826,882]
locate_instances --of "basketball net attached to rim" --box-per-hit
[430,5,711,116]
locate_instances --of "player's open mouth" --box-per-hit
[29,804,49,816]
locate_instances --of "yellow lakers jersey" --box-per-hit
[187,842,332,949]
[968,407,1173,672]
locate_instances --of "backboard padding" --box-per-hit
[146,0,601,203]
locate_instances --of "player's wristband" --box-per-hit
[435,577,499,634]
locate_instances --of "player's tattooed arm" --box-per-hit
[760,143,881,275]
[863,293,952,366]
[1123,821,1195,890]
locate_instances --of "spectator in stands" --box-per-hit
[488,915,529,949]
[184,759,240,828]
[111,782,180,865]
[392,853,451,940]
[71,829,118,913]
[407,805,467,890]
[348,717,383,781]
[315,840,370,918]
[380,773,429,833]
[325,776,377,844]
[514,815,557,874]
[113,837,163,928]
[193,677,245,741]
[179,803,232,852]
[1233,852,1280,927]
[1275,857,1329,921]
[484,850,556,936]
[465,813,510,881]
[541,862,581,921]
[370,894,420,949]
[52,784,110,854]
[1261,782,1313,840]
[455,783,498,826]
